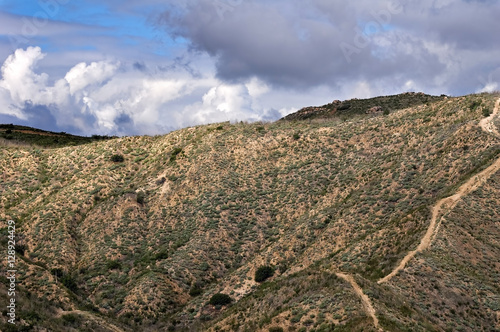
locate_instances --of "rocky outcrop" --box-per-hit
[366,106,383,114]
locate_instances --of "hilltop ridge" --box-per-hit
[280,92,446,121]
[0,123,113,148]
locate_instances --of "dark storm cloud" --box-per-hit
[158,0,500,93]
[0,101,89,135]
[20,102,60,132]
[399,1,500,50]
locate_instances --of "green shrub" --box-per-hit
[189,284,203,297]
[155,250,168,260]
[483,108,491,117]
[61,274,78,292]
[136,191,145,204]
[170,147,183,162]
[106,260,122,270]
[24,310,41,322]
[209,293,232,306]
[269,327,284,332]
[255,265,274,283]
[51,268,64,278]
[111,154,124,162]
[62,313,81,325]
[470,100,481,110]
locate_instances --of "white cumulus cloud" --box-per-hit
[65,61,120,95]
[0,47,298,135]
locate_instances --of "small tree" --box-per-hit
[209,293,232,306]
[255,265,274,283]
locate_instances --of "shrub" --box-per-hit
[469,100,482,111]
[136,191,145,204]
[24,310,41,322]
[209,293,232,306]
[62,313,81,325]
[269,327,284,332]
[293,132,301,140]
[170,147,183,162]
[61,274,78,292]
[189,284,203,297]
[155,250,168,260]
[51,268,64,278]
[106,260,122,270]
[255,265,274,283]
[482,108,491,117]
[111,154,124,162]
[15,244,26,255]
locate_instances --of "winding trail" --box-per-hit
[378,97,500,284]
[333,98,500,331]
[336,272,381,330]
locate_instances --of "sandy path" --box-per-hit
[480,99,500,137]
[379,98,500,284]
[336,272,381,330]
[334,98,500,331]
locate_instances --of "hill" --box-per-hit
[280,92,447,121]
[1,92,499,332]
[0,124,113,148]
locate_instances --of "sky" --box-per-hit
[0,0,499,136]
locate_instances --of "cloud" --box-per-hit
[65,61,120,95]
[157,0,500,95]
[1,1,500,136]
[0,46,298,135]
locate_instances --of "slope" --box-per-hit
[0,92,499,331]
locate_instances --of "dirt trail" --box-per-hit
[328,99,500,331]
[336,272,381,330]
[57,309,126,332]
[480,98,500,137]
[379,98,500,284]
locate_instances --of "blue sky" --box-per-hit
[0,0,499,135]
[0,0,180,56]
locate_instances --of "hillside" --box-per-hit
[280,92,447,121]
[1,92,499,332]
[0,124,113,148]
